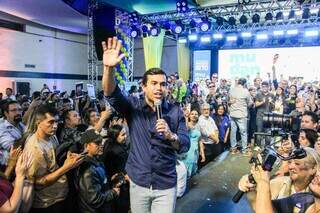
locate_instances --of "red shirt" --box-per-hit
[0,176,13,207]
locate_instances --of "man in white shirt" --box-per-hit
[4,88,16,100]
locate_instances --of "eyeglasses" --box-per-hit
[9,109,22,112]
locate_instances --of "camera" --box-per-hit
[250,147,278,171]
[263,112,292,130]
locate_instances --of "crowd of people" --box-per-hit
[0,36,319,213]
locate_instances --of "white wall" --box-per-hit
[0,13,91,95]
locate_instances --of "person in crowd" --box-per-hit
[273,86,286,114]
[83,107,111,137]
[172,79,187,104]
[299,128,318,148]
[0,101,25,167]
[285,84,298,114]
[251,147,320,213]
[315,135,320,154]
[75,129,120,213]
[23,104,83,213]
[212,104,231,151]
[180,109,204,178]
[103,124,130,213]
[228,78,253,155]
[102,37,190,213]
[40,84,51,94]
[238,147,319,212]
[4,88,16,101]
[198,103,219,166]
[255,81,275,147]
[301,111,318,130]
[206,82,217,114]
[0,153,33,213]
[248,87,257,147]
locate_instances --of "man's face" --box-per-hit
[249,89,256,97]
[67,111,80,127]
[301,115,317,130]
[89,111,100,126]
[86,142,104,156]
[37,113,58,136]
[288,158,315,182]
[5,103,22,124]
[5,89,12,96]
[142,74,167,104]
[261,85,269,94]
[201,106,210,117]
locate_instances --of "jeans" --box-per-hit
[230,117,248,150]
[130,180,177,213]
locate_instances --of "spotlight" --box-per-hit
[188,34,198,41]
[171,21,184,34]
[213,33,223,39]
[252,14,260,23]
[302,8,310,19]
[226,35,237,41]
[241,32,252,38]
[305,30,319,37]
[228,17,236,25]
[199,18,211,32]
[216,17,225,26]
[256,33,268,40]
[276,12,284,22]
[239,14,248,24]
[273,30,284,36]
[178,37,187,43]
[200,35,211,43]
[287,29,299,35]
[150,25,160,36]
[176,0,188,13]
[265,12,273,21]
[130,26,140,38]
[129,12,139,23]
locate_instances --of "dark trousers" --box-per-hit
[199,143,222,168]
[30,200,65,213]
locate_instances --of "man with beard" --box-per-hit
[0,100,25,166]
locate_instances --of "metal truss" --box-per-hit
[115,9,134,82]
[140,0,320,29]
[87,0,99,88]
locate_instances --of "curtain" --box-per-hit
[143,30,165,70]
[177,42,190,81]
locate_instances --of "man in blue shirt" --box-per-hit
[101,37,190,213]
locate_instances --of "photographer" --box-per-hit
[238,147,319,212]
[75,129,120,213]
[252,148,320,213]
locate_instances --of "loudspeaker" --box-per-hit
[93,5,116,60]
[16,82,30,97]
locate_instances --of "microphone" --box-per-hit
[154,100,162,136]
[154,100,162,120]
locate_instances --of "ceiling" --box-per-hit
[0,0,233,34]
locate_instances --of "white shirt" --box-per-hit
[198,115,218,144]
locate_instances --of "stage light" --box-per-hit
[226,35,237,41]
[265,12,273,21]
[141,25,149,33]
[178,37,187,43]
[130,26,140,38]
[241,32,252,38]
[287,29,298,35]
[176,0,188,13]
[213,33,223,39]
[302,8,310,19]
[188,34,198,41]
[200,35,211,43]
[288,10,295,20]
[216,17,224,26]
[150,25,160,36]
[171,21,184,34]
[304,30,318,37]
[295,9,303,16]
[199,18,211,32]
[273,30,284,36]
[228,17,236,25]
[276,12,284,22]
[310,8,319,14]
[283,11,290,17]
[256,33,268,40]
[239,14,248,24]
[252,14,260,23]
[129,12,139,23]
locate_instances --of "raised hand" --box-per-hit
[102,37,126,68]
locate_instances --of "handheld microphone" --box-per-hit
[154,100,162,136]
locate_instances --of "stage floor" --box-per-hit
[176,152,254,213]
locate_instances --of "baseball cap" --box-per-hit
[80,129,103,145]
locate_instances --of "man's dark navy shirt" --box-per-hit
[107,86,190,190]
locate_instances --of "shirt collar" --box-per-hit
[141,98,169,111]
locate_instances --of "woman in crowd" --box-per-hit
[103,125,129,213]
[83,107,111,137]
[212,104,230,152]
[181,109,204,178]
[299,128,318,148]
[285,84,298,114]
[273,86,286,114]
[316,134,320,154]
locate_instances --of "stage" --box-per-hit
[176,152,253,213]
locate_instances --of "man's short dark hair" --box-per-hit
[302,111,318,124]
[35,104,58,122]
[238,78,247,86]
[261,81,269,86]
[3,100,18,113]
[142,68,167,86]
[6,88,13,93]
[61,109,74,122]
